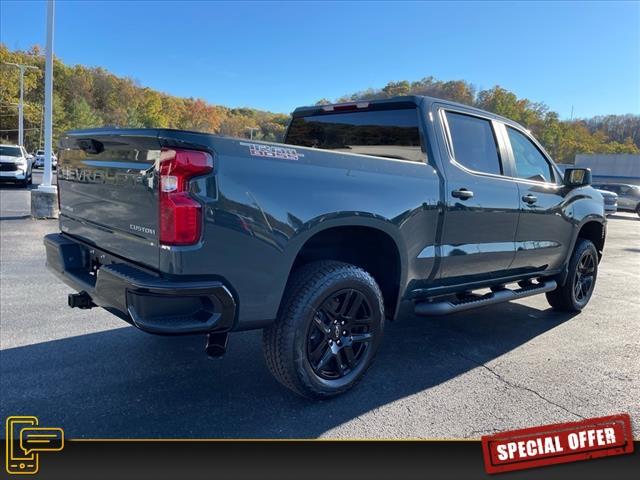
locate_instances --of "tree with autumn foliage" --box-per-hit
[0,44,637,164]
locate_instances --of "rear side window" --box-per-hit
[445,112,502,175]
[285,107,424,162]
[507,127,554,183]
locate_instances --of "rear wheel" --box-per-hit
[546,238,598,312]
[263,260,384,399]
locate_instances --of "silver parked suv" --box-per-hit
[592,183,640,217]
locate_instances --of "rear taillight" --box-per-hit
[159,148,213,245]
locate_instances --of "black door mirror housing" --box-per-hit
[564,168,592,187]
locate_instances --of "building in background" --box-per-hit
[574,154,640,186]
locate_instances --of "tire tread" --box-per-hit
[546,238,598,312]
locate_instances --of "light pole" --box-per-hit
[4,62,39,147]
[32,0,58,218]
[246,127,259,140]
[41,0,55,191]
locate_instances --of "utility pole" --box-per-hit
[32,0,58,218]
[4,62,39,147]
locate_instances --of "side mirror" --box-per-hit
[564,168,592,187]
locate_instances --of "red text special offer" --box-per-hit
[481,414,633,474]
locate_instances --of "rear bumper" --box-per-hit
[44,233,236,335]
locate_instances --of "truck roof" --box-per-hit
[292,95,523,129]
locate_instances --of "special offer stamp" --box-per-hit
[481,414,634,474]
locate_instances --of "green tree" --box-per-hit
[67,98,102,129]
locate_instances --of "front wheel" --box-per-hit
[263,260,384,399]
[546,238,598,312]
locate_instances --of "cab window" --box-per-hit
[445,111,502,175]
[507,127,555,183]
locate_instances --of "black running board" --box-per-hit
[414,280,557,316]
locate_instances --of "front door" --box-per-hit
[502,125,574,272]
[435,107,520,285]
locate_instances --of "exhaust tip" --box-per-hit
[205,332,229,358]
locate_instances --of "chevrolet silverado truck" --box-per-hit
[45,96,606,398]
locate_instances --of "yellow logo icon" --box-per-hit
[5,416,64,475]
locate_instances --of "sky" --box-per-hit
[1,0,638,118]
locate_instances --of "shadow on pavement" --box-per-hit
[0,215,31,221]
[0,301,576,438]
[0,183,34,191]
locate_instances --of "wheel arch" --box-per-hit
[576,219,606,259]
[283,219,407,321]
[557,217,606,287]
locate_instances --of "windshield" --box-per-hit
[285,106,424,162]
[0,146,22,157]
[36,150,44,155]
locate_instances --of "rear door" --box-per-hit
[58,130,162,269]
[501,124,573,272]
[434,106,520,284]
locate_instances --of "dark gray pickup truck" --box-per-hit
[45,96,606,398]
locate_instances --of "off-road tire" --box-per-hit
[263,260,384,399]
[546,238,598,312]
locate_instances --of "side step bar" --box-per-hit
[414,280,557,316]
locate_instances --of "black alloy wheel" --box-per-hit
[573,249,596,306]
[307,289,377,380]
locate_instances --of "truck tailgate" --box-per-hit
[58,131,162,269]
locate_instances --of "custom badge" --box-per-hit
[241,142,303,161]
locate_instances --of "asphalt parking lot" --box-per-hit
[1,171,639,439]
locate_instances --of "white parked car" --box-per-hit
[33,149,57,169]
[0,144,33,187]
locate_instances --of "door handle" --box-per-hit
[522,194,538,204]
[451,188,474,200]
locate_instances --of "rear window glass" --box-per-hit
[285,107,424,162]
